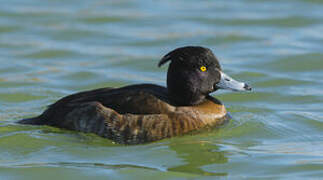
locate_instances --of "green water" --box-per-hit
[1,0,323,179]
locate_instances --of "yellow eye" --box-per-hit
[200,66,207,72]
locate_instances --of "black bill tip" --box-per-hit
[244,83,252,91]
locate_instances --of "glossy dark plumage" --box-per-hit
[19,46,251,144]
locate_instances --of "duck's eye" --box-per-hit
[200,66,207,72]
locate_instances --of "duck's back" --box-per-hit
[19,84,228,144]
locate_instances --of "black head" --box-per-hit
[158,46,251,106]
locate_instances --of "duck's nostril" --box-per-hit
[244,83,252,91]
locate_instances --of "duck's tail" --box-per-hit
[18,116,45,125]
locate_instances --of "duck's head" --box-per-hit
[158,46,251,106]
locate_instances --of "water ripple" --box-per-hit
[1,0,323,179]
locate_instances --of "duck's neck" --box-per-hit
[171,94,206,106]
[167,85,207,106]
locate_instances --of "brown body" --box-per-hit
[20,84,227,144]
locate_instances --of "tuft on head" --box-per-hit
[158,46,221,69]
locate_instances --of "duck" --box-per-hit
[19,46,251,144]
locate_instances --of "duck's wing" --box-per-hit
[18,87,114,125]
[19,84,172,125]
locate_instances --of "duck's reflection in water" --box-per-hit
[167,138,228,177]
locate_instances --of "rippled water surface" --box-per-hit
[1,0,323,179]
